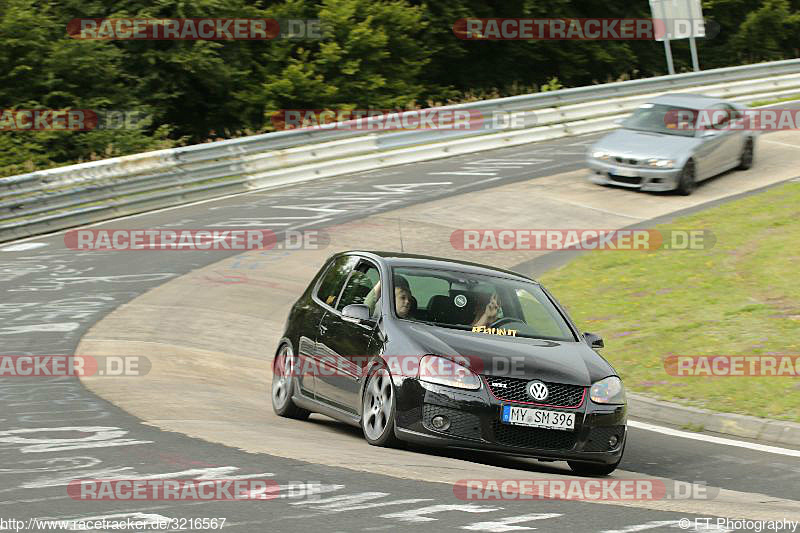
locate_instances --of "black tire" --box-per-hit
[676,159,696,196]
[737,138,754,170]
[361,365,401,447]
[271,343,311,420]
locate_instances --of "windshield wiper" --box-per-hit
[411,319,472,331]
[625,126,692,137]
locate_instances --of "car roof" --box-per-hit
[340,250,537,284]
[647,93,730,109]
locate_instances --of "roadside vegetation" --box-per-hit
[3,0,800,177]
[541,181,800,422]
[749,94,800,107]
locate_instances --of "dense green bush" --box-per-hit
[1,0,797,177]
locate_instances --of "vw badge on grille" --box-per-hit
[526,380,549,401]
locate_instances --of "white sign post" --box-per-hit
[649,0,706,74]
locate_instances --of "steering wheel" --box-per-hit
[487,316,526,329]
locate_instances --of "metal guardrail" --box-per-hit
[2,58,800,243]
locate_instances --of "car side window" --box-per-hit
[405,275,450,310]
[724,104,742,121]
[337,261,380,311]
[315,256,359,308]
[710,103,731,130]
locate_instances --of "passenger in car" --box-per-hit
[364,275,415,318]
[471,292,501,328]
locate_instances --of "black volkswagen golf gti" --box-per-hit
[271,251,627,475]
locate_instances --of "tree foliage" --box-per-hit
[1,0,797,177]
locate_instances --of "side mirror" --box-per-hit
[342,304,373,323]
[584,332,604,349]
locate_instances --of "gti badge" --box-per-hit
[526,380,549,401]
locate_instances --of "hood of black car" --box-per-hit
[399,322,616,386]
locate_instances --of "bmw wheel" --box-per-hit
[676,159,696,196]
[361,365,401,447]
[271,344,310,419]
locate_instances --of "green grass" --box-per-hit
[540,182,800,422]
[749,95,800,107]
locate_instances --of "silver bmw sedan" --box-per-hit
[587,93,756,195]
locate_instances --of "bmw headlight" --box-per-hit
[590,376,626,404]
[646,158,674,168]
[592,150,611,160]
[418,355,482,390]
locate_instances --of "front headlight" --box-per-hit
[646,158,674,168]
[418,355,482,390]
[592,150,611,160]
[590,376,626,404]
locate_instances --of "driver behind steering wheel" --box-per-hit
[471,291,501,328]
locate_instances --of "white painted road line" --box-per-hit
[0,322,80,335]
[0,242,49,252]
[599,521,679,533]
[629,420,800,457]
[380,504,502,523]
[461,513,562,532]
[428,172,498,176]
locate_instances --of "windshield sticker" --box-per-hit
[454,294,467,308]
[472,326,518,337]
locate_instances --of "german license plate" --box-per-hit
[501,405,575,431]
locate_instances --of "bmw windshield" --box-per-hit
[391,267,577,342]
[622,103,698,137]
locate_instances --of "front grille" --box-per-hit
[492,421,577,450]
[484,376,585,407]
[613,157,639,166]
[584,425,625,452]
[609,174,642,185]
[423,404,482,440]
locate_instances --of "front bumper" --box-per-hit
[394,377,627,466]
[587,158,682,192]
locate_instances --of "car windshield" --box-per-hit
[391,267,576,342]
[621,103,698,138]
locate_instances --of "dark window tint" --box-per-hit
[391,267,575,341]
[316,256,359,307]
